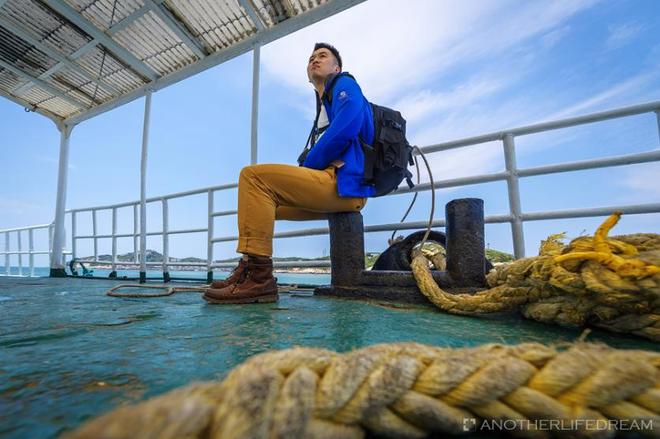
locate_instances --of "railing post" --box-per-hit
[133,204,138,264]
[110,207,117,278]
[48,224,53,254]
[139,91,153,283]
[207,189,214,283]
[5,232,10,275]
[50,123,74,277]
[71,211,77,261]
[162,199,170,282]
[655,110,660,143]
[17,231,23,276]
[92,209,98,261]
[29,229,34,277]
[503,133,525,258]
[250,46,260,165]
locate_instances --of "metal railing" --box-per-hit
[0,223,71,276]
[2,100,659,277]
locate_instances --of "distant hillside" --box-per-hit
[79,247,513,267]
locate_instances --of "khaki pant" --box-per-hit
[237,164,367,257]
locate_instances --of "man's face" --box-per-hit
[307,48,340,83]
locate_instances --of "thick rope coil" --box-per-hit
[64,342,659,438]
[412,213,660,341]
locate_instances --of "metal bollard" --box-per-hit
[327,212,364,287]
[445,198,486,287]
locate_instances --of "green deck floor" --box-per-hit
[1,276,658,438]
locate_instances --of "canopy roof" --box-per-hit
[0,0,362,125]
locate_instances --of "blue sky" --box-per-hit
[1,0,659,267]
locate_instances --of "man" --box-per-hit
[203,43,374,304]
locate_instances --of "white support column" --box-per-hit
[139,91,153,283]
[503,133,525,259]
[4,232,9,275]
[110,207,117,277]
[206,189,214,283]
[17,231,23,276]
[50,123,73,277]
[162,198,170,282]
[29,229,34,277]
[250,46,260,164]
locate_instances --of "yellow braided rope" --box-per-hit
[65,342,660,438]
[412,213,660,341]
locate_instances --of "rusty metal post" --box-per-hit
[445,198,486,287]
[327,212,364,287]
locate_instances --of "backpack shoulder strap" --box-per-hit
[324,72,355,105]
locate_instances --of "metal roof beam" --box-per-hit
[238,0,266,31]
[0,15,120,96]
[41,0,159,81]
[11,7,152,97]
[0,59,84,108]
[108,3,151,35]
[0,86,62,122]
[146,0,207,58]
[65,0,368,125]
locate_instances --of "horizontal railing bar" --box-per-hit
[0,251,50,255]
[212,210,238,217]
[394,172,509,195]
[211,213,514,243]
[0,223,52,233]
[420,100,660,153]
[521,203,660,221]
[167,228,208,235]
[67,183,238,214]
[518,149,660,178]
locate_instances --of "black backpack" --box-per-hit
[300,73,415,197]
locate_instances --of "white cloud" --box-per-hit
[31,154,77,170]
[262,0,599,104]
[0,199,42,216]
[605,22,645,51]
[620,162,660,198]
[392,76,507,126]
[544,71,657,120]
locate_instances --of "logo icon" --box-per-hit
[463,418,477,432]
[338,90,348,100]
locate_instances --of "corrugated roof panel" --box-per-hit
[20,84,57,103]
[168,0,254,51]
[0,29,58,77]
[291,0,326,14]
[251,0,277,27]
[53,66,112,104]
[39,94,81,116]
[68,0,143,32]
[0,0,362,120]
[0,67,25,89]
[113,9,197,76]
[77,45,145,93]
[212,1,252,39]
[1,0,92,57]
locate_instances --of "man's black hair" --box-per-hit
[313,42,342,70]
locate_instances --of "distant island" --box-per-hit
[77,248,513,273]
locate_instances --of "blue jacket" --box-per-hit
[303,72,376,198]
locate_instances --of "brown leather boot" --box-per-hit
[209,258,247,289]
[203,256,278,304]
